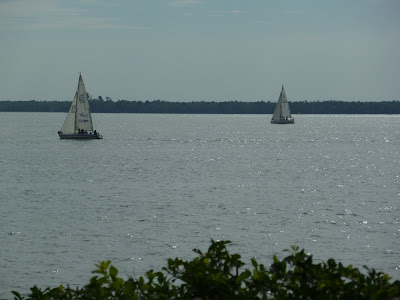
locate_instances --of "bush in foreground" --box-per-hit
[13,240,400,299]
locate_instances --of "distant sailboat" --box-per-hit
[58,74,102,139]
[271,85,294,124]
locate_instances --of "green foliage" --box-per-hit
[12,240,400,299]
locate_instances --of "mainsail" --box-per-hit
[272,85,293,122]
[60,74,93,133]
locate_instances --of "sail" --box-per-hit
[60,92,78,133]
[272,85,292,121]
[279,87,292,118]
[74,74,93,132]
[272,93,281,121]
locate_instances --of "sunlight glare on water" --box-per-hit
[0,113,399,297]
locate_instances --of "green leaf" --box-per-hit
[109,265,118,278]
[11,291,23,300]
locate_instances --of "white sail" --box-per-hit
[60,91,78,133]
[75,74,93,132]
[271,85,294,124]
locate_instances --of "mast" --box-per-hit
[280,85,284,120]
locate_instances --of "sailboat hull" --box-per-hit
[271,119,294,124]
[58,133,103,139]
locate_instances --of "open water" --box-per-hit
[1,113,399,298]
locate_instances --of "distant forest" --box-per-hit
[1,97,399,114]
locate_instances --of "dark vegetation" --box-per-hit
[13,240,400,299]
[1,97,400,114]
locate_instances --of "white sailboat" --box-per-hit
[271,85,294,124]
[58,74,102,139]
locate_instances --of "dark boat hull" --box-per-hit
[58,133,103,139]
[271,119,294,124]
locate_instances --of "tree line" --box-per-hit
[1,98,399,114]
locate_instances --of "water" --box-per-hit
[1,113,399,297]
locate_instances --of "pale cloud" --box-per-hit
[226,10,247,15]
[0,0,146,30]
[283,9,303,15]
[208,14,225,17]
[79,0,121,9]
[79,0,118,5]
[168,0,202,7]
[366,0,386,5]
[254,20,271,25]
[207,10,247,17]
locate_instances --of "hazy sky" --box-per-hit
[0,0,399,102]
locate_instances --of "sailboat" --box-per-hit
[58,74,102,139]
[271,85,294,124]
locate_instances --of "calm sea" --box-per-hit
[1,113,399,297]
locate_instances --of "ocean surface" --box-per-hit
[1,113,399,297]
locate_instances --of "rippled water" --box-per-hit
[1,113,399,297]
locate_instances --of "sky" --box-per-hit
[0,0,399,102]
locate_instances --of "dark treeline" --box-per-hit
[1,98,399,114]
